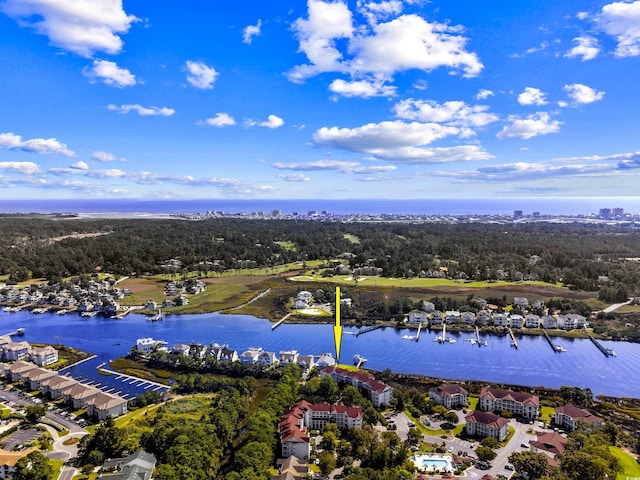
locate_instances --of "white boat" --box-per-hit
[447,337,456,344]
[554,345,566,352]
[147,309,163,322]
[81,311,99,317]
[15,328,25,335]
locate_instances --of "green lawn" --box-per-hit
[540,406,555,425]
[275,241,296,251]
[610,446,640,480]
[343,233,361,244]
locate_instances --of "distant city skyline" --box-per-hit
[1,1,640,200]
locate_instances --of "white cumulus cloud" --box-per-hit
[200,113,236,127]
[563,83,606,105]
[393,99,499,128]
[597,0,640,57]
[0,0,138,57]
[243,20,262,44]
[476,89,494,100]
[83,60,136,87]
[565,36,600,61]
[273,160,397,174]
[0,161,42,175]
[259,115,285,129]
[0,132,75,156]
[184,60,218,89]
[329,78,396,97]
[92,151,126,162]
[497,113,562,140]
[518,87,548,106]
[288,1,483,96]
[277,173,311,182]
[107,104,175,116]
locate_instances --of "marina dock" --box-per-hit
[543,331,566,352]
[585,328,616,357]
[353,354,368,368]
[402,322,421,341]
[272,312,292,330]
[112,306,144,319]
[355,323,389,336]
[97,363,169,390]
[508,327,518,348]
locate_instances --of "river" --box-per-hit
[2,309,639,399]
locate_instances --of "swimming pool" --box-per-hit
[411,453,453,472]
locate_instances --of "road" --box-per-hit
[602,300,632,313]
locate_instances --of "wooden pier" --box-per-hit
[353,354,368,368]
[111,306,144,319]
[355,323,389,337]
[584,328,616,357]
[508,327,518,348]
[272,312,292,330]
[542,331,565,352]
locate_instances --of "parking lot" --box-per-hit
[1,427,42,451]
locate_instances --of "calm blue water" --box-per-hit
[2,309,639,399]
[1,197,640,216]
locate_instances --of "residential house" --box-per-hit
[315,353,336,368]
[541,315,558,329]
[420,301,435,312]
[554,404,602,431]
[513,297,529,310]
[525,314,541,328]
[239,347,262,364]
[29,346,58,366]
[279,402,311,460]
[62,383,101,409]
[257,351,278,366]
[218,346,238,363]
[464,411,509,440]
[445,311,461,324]
[430,310,444,326]
[529,432,568,467]
[479,387,539,419]
[279,351,299,364]
[493,313,509,327]
[172,344,191,356]
[273,456,309,480]
[461,312,476,325]
[474,298,488,310]
[100,450,156,480]
[477,311,491,326]
[144,300,157,310]
[136,338,163,354]
[296,354,315,369]
[429,384,468,409]
[408,310,429,323]
[509,314,524,328]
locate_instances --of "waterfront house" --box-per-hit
[29,346,58,366]
[493,313,509,327]
[279,350,299,364]
[430,310,444,326]
[479,387,539,419]
[541,315,558,329]
[136,338,164,354]
[219,346,238,363]
[100,450,156,480]
[172,344,190,356]
[239,347,262,364]
[525,314,541,328]
[566,314,587,329]
[257,351,278,366]
[408,310,429,323]
[296,354,316,369]
[445,311,461,324]
[461,311,476,325]
[315,353,336,368]
[2,342,31,361]
[162,300,176,308]
[145,300,157,310]
[509,314,524,328]
[429,384,468,409]
[554,404,602,431]
[464,410,509,440]
[87,392,128,420]
[477,311,491,326]
[63,383,102,409]
[529,431,568,467]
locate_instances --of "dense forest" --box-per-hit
[2,216,640,301]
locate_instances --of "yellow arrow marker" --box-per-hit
[334,286,343,364]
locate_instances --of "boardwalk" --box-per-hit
[272,312,292,330]
[97,364,169,390]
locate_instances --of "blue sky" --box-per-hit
[1,0,640,200]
